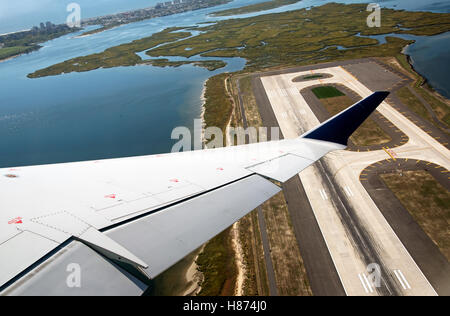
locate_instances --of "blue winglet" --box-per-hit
[302,91,390,146]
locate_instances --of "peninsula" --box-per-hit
[0,22,78,61]
[0,0,232,62]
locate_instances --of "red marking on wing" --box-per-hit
[104,194,117,199]
[8,217,23,225]
[170,179,180,183]
[216,168,224,171]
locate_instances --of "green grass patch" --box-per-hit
[0,45,39,60]
[394,54,450,132]
[237,76,263,128]
[27,27,192,78]
[0,26,78,61]
[196,228,236,296]
[145,58,226,71]
[396,86,434,123]
[395,54,420,80]
[414,85,450,128]
[381,171,450,261]
[203,73,233,136]
[312,86,345,99]
[396,85,450,132]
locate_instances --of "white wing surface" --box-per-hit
[0,92,389,295]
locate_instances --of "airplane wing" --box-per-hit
[0,91,389,296]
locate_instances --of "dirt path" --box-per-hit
[231,222,246,296]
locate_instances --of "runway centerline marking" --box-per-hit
[344,186,354,197]
[319,189,328,201]
[358,273,374,294]
[394,270,411,290]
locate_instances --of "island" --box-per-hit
[26,27,228,78]
[28,3,450,78]
[143,58,227,71]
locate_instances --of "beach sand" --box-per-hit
[231,221,246,296]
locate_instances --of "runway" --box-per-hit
[252,77,346,295]
[250,59,450,296]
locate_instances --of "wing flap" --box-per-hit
[247,154,314,182]
[0,231,58,288]
[105,174,281,278]
[2,241,147,296]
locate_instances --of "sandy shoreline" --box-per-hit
[200,79,207,147]
[181,76,246,297]
[231,222,246,296]
[180,79,208,297]
[0,53,24,63]
[223,75,246,296]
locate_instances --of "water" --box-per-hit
[1,0,160,34]
[2,0,450,34]
[0,0,449,295]
[0,1,448,166]
[404,32,450,98]
[0,0,268,34]
[0,1,257,168]
[356,32,450,97]
[317,30,450,98]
